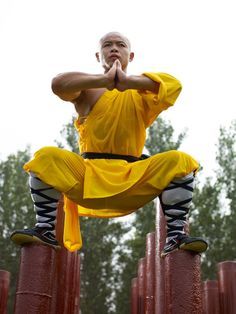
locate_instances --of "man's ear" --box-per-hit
[129,52,134,62]
[95,52,100,62]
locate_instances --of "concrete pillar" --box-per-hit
[155,203,166,314]
[217,261,236,314]
[165,250,203,314]
[137,258,146,313]
[202,280,220,314]
[74,254,81,313]
[54,197,81,314]
[14,244,56,314]
[145,232,155,313]
[0,270,10,314]
[131,278,138,314]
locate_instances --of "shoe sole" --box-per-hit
[179,240,208,253]
[10,233,61,250]
[161,246,179,258]
[161,240,208,258]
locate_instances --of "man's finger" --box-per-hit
[111,61,116,69]
[116,59,122,68]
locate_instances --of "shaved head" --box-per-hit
[96,31,134,72]
[99,32,131,50]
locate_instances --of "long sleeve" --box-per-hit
[137,72,182,127]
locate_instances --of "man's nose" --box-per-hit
[110,45,118,52]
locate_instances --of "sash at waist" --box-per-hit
[81,152,150,163]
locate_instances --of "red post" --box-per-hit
[155,202,166,314]
[217,261,236,314]
[132,201,204,314]
[137,258,146,313]
[64,251,79,313]
[67,253,80,313]
[165,250,203,314]
[54,249,72,313]
[202,280,220,314]
[13,197,81,314]
[74,254,81,313]
[0,270,10,314]
[145,232,155,313]
[14,244,56,314]
[55,196,66,246]
[54,198,81,314]
[131,278,138,314]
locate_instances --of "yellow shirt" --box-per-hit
[63,72,183,250]
[76,72,181,199]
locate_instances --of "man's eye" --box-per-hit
[103,43,111,47]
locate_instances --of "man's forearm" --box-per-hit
[120,75,160,93]
[51,72,110,101]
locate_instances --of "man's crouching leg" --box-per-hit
[159,172,208,257]
[10,172,61,249]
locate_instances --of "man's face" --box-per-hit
[96,32,134,72]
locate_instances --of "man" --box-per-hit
[10,32,208,257]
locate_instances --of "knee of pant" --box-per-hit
[34,146,62,163]
[162,150,182,165]
[164,150,191,161]
[164,150,198,173]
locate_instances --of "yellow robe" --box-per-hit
[24,72,199,251]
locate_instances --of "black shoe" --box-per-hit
[161,237,180,257]
[161,234,208,257]
[10,227,60,250]
[178,234,208,253]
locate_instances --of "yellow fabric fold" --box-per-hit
[63,196,82,251]
[63,195,136,252]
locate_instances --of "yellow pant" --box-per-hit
[23,146,199,251]
[24,146,199,213]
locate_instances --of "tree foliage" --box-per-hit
[145,117,186,154]
[190,120,236,279]
[79,218,128,313]
[0,148,34,312]
[55,118,80,154]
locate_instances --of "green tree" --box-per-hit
[115,118,186,314]
[190,178,225,279]
[55,118,80,154]
[0,148,34,313]
[217,121,236,261]
[190,120,236,280]
[79,218,128,313]
[145,117,186,154]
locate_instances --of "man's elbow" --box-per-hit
[51,76,64,97]
[51,76,77,101]
[176,80,182,97]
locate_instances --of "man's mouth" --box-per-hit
[109,54,120,59]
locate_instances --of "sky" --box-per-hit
[0,0,235,180]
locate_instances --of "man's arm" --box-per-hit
[118,74,160,93]
[115,60,160,94]
[51,65,116,101]
[51,60,160,102]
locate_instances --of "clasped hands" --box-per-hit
[105,59,130,91]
